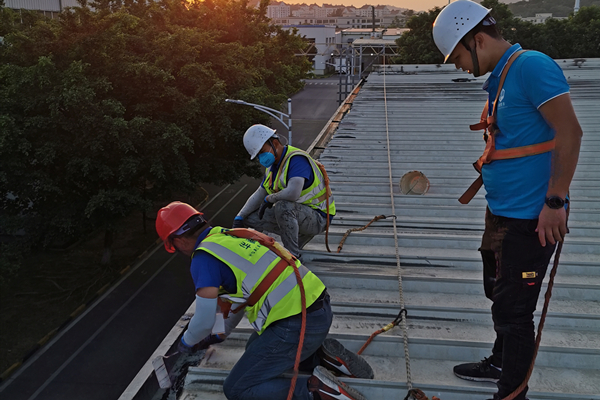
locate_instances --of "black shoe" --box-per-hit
[317,338,374,379]
[453,357,501,382]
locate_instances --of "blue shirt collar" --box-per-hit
[195,226,213,248]
[483,43,522,90]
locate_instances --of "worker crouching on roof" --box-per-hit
[432,1,582,400]
[232,124,335,258]
[156,201,373,400]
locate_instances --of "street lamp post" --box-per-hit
[225,98,293,145]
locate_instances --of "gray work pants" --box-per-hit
[244,200,327,257]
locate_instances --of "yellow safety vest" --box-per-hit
[194,227,326,334]
[262,146,336,216]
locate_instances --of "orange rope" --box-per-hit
[337,215,388,253]
[357,309,406,355]
[316,161,332,253]
[286,260,307,400]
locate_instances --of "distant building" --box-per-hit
[269,3,405,29]
[4,0,82,17]
[516,13,566,24]
[267,1,290,19]
[356,5,391,18]
[282,25,337,75]
[340,27,406,44]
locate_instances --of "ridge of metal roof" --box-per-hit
[129,59,600,400]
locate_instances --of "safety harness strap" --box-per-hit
[230,259,290,314]
[487,139,556,162]
[215,229,297,316]
[458,176,484,205]
[460,50,555,204]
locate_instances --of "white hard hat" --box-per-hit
[243,124,277,160]
[433,0,491,62]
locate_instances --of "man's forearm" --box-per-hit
[238,187,267,218]
[540,94,583,198]
[266,177,304,203]
[183,295,217,346]
[547,130,582,198]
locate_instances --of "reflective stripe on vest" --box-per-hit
[459,50,555,205]
[195,227,326,333]
[262,146,336,216]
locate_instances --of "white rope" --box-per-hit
[382,53,413,390]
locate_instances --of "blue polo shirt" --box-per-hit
[481,44,569,219]
[190,227,237,293]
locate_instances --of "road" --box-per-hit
[0,77,341,400]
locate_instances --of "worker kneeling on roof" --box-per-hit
[432,1,582,400]
[232,124,336,258]
[156,201,372,400]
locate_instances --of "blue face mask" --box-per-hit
[258,152,275,168]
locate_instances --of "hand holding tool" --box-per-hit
[258,197,273,220]
[232,216,245,228]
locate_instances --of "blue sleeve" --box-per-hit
[190,252,236,292]
[287,155,314,190]
[520,54,569,109]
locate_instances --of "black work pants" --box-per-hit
[479,208,556,400]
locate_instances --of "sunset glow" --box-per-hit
[281,0,451,12]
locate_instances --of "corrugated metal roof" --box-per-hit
[179,59,600,400]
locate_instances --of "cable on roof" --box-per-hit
[336,215,389,253]
[381,47,414,393]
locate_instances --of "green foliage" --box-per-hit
[0,0,311,271]
[0,242,24,288]
[393,1,600,63]
[508,0,600,18]
[394,7,444,65]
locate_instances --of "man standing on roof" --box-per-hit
[432,1,582,400]
[232,124,335,258]
[156,201,372,400]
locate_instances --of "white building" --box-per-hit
[517,13,563,24]
[267,2,290,19]
[356,5,390,17]
[282,25,337,75]
[291,6,314,18]
[4,0,82,17]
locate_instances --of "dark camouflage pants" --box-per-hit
[244,200,327,257]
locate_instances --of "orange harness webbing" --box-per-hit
[459,50,555,205]
[209,228,307,400]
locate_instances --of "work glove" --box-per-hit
[178,334,226,355]
[258,197,273,220]
[232,216,245,229]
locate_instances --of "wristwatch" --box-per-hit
[545,196,568,209]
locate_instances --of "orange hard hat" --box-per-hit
[156,201,204,253]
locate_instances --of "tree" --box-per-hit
[394,8,444,64]
[391,1,600,64]
[0,0,311,270]
[567,6,600,57]
[508,0,600,18]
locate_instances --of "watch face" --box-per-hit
[546,196,564,209]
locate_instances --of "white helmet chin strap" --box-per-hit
[461,34,481,77]
[277,134,288,147]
